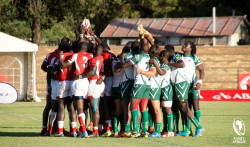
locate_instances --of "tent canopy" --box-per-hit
[0,32,40,102]
[0,32,38,52]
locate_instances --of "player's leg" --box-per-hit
[147,103,155,133]
[130,98,141,138]
[140,85,150,137]
[88,98,100,137]
[178,101,204,137]
[148,86,162,138]
[102,77,113,136]
[41,88,52,135]
[88,80,105,137]
[130,84,147,138]
[44,79,58,136]
[112,86,123,137]
[56,98,66,137]
[71,78,89,137]
[66,97,77,137]
[98,98,105,135]
[45,99,58,136]
[120,80,133,137]
[192,89,201,124]
[161,85,174,137]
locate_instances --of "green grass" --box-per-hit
[0,101,249,147]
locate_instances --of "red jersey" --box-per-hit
[88,56,104,81]
[44,49,58,66]
[67,51,93,76]
[56,52,74,81]
[103,50,116,77]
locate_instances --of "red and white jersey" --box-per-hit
[44,49,58,66]
[103,50,116,77]
[67,51,93,76]
[56,52,74,81]
[88,56,104,81]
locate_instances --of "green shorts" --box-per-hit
[121,80,134,99]
[149,87,161,101]
[112,86,122,100]
[174,81,189,102]
[161,84,173,102]
[131,84,150,99]
[189,85,200,100]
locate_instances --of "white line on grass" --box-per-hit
[140,138,181,147]
[0,110,41,121]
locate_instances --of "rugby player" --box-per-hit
[121,44,151,138]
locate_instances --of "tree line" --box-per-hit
[0,0,249,45]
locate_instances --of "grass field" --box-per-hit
[0,101,249,147]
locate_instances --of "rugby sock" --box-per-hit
[182,119,188,133]
[71,122,77,133]
[78,113,87,133]
[48,112,57,133]
[138,123,141,132]
[163,113,168,132]
[187,118,191,131]
[113,115,119,133]
[93,126,98,135]
[141,111,148,134]
[58,121,64,134]
[105,120,112,131]
[155,123,162,133]
[195,110,201,123]
[125,123,131,133]
[173,112,179,132]
[132,110,139,133]
[148,113,154,130]
[191,117,202,129]
[167,113,173,132]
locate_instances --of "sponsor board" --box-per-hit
[200,90,250,101]
[238,74,250,90]
[0,82,18,104]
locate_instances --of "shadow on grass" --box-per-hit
[0,132,40,137]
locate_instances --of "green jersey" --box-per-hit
[149,57,162,88]
[170,52,187,84]
[160,63,171,88]
[123,52,136,82]
[182,54,202,84]
[130,53,150,85]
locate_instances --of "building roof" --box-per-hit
[100,16,245,38]
[0,32,38,52]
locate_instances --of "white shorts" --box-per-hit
[88,80,105,98]
[104,76,113,97]
[57,80,72,99]
[51,80,59,100]
[71,78,89,99]
[162,101,173,108]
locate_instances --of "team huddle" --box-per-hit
[40,23,205,138]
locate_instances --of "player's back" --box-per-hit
[57,52,74,81]
[88,56,104,81]
[69,51,93,76]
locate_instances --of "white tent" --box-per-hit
[0,32,41,102]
